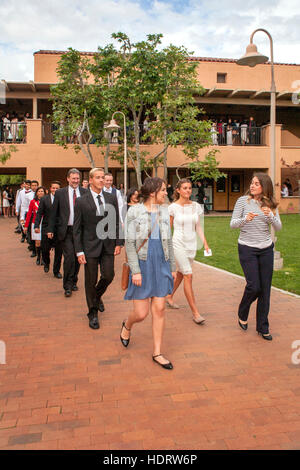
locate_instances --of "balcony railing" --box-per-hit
[41,121,265,147]
[211,126,264,146]
[42,122,151,144]
[0,122,27,143]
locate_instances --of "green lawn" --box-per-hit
[195,214,300,295]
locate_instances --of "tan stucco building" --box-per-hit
[1,50,300,212]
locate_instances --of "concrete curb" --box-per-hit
[194,260,300,299]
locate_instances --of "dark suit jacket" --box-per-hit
[73,189,123,258]
[48,186,87,241]
[34,194,54,234]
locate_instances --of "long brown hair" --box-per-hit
[173,178,192,201]
[247,172,278,210]
[140,177,166,202]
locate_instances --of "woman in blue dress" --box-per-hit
[121,177,177,370]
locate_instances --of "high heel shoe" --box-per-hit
[152,354,173,370]
[166,300,180,309]
[258,332,272,341]
[193,315,205,325]
[120,320,131,348]
[238,319,248,331]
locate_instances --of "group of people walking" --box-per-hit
[13,168,281,369]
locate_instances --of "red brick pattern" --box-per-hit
[0,218,300,450]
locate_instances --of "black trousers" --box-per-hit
[41,232,63,274]
[238,243,274,334]
[62,226,80,291]
[84,247,115,314]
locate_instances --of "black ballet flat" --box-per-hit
[258,332,273,341]
[120,321,130,348]
[152,354,173,370]
[238,319,248,331]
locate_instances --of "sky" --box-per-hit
[0,0,300,81]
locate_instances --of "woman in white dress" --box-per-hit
[2,187,10,217]
[166,178,211,324]
[226,119,233,145]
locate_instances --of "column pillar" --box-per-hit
[33,97,38,119]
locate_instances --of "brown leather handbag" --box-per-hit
[121,215,158,290]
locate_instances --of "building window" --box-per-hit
[217,73,227,83]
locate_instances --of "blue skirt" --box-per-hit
[124,235,174,301]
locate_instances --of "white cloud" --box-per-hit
[0,0,299,81]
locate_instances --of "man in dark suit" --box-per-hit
[73,168,123,329]
[248,116,257,145]
[34,180,63,278]
[48,168,87,297]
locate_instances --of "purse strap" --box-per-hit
[125,212,159,262]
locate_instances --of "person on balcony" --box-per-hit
[240,120,248,145]
[232,119,239,145]
[248,116,257,144]
[211,122,218,145]
[3,113,11,142]
[10,114,18,143]
[226,119,233,145]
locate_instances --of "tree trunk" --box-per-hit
[104,142,110,173]
[133,111,143,188]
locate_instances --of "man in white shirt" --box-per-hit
[14,182,25,233]
[15,179,34,243]
[103,173,124,224]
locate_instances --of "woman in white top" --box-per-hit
[2,187,10,217]
[167,178,211,324]
[230,173,282,341]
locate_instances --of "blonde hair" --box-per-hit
[89,167,104,178]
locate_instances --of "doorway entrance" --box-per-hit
[213,171,244,211]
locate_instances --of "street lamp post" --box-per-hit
[237,29,283,270]
[106,111,128,197]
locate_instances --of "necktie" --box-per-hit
[96,195,103,215]
[73,189,77,207]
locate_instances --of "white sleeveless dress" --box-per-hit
[168,202,203,275]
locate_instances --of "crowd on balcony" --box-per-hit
[0,112,30,143]
[209,116,262,146]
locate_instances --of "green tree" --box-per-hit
[50,47,119,170]
[108,32,168,187]
[0,145,18,165]
[144,44,223,183]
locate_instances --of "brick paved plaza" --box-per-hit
[0,217,300,450]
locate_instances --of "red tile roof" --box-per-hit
[33,50,299,66]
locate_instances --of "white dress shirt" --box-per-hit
[68,185,81,226]
[90,188,105,214]
[50,194,54,204]
[103,186,123,223]
[19,189,34,221]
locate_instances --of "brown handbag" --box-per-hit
[121,215,159,290]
